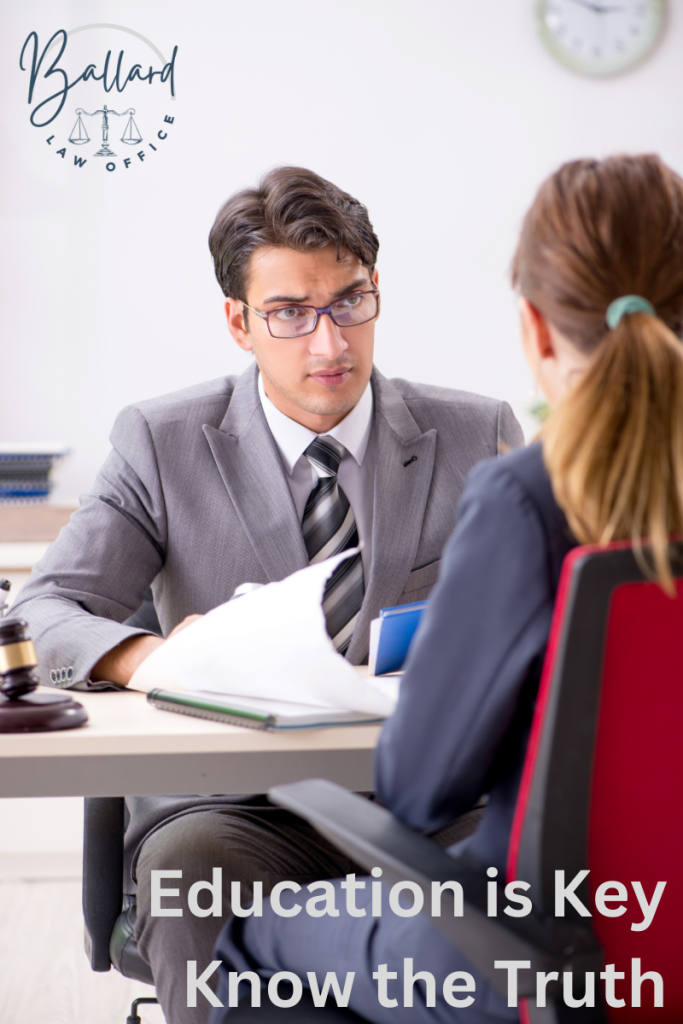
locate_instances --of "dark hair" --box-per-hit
[208,166,380,302]
[512,154,683,592]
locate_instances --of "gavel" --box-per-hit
[0,580,87,732]
[0,578,10,617]
[0,617,40,699]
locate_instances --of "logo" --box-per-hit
[19,25,178,174]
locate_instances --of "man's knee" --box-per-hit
[137,813,234,885]
[137,814,233,930]
[134,813,236,975]
[135,809,277,926]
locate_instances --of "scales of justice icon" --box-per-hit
[69,103,142,157]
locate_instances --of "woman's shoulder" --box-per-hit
[466,440,569,536]
[467,442,556,517]
[464,442,575,578]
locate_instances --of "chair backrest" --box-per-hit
[507,542,683,1021]
[83,796,125,971]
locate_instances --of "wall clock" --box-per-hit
[535,1,666,77]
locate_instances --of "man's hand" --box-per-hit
[167,614,203,638]
[91,614,203,686]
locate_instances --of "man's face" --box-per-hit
[225,245,378,432]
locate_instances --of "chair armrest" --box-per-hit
[269,780,602,999]
[83,796,125,971]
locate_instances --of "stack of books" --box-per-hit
[0,444,67,503]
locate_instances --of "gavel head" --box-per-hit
[0,619,39,700]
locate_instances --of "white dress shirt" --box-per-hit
[258,373,375,578]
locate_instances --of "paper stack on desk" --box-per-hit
[131,549,398,719]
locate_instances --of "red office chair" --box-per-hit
[264,542,683,1023]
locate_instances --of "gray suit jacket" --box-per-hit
[14,363,523,889]
[14,363,522,685]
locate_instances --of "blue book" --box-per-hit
[368,600,428,676]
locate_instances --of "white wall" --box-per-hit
[0,797,82,853]
[0,1,681,860]
[2,0,683,500]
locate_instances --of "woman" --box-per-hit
[211,154,683,1022]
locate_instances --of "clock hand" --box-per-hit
[565,0,625,12]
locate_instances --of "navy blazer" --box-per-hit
[210,443,579,1024]
[375,442,576,876]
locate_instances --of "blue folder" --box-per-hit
[371,600,428,676]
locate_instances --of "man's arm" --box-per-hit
[12,405,169,689]
[91,635,164,685]
[91,614,202,685]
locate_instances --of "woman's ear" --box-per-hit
[519,297,555,363]
[519,297,589,408]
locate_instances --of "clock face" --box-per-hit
[536,0,666,77]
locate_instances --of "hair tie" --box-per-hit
[606,295,655,329]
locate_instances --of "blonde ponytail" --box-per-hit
[512,155,683,594]
[543,313,683,593]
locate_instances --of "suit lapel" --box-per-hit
[347,369,437,664]
[203,364,309,582]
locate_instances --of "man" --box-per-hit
[14,167,523,1023]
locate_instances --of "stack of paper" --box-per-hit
[131,549,399,720]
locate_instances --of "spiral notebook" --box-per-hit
[147,688,386,731]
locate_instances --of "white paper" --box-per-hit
[130,549,398,717]
[194,692,360,717]
[368,617,381,676]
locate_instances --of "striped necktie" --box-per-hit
[302,437,365,656]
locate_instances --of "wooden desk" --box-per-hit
[0,513,381,801]
[0,685,381,799]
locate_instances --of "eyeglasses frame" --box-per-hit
[241,289,380,339]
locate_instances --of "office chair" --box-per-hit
[83,585,160,980]
[82,590,162,1020]
[255,542,683,1023]
[82,799,373,1023]
[83,796,158,1024]
[85,545,683,1021]
[81,588,364,1021]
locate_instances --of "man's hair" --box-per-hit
[208,166,379,302]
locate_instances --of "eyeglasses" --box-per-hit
[242,289,379,339]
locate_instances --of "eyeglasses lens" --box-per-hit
[269,307,317,338]
[330,292,377,327]
[268,292,378,338]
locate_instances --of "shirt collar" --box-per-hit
[257,372,374,476]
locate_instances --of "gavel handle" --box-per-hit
[0,580,10,618]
